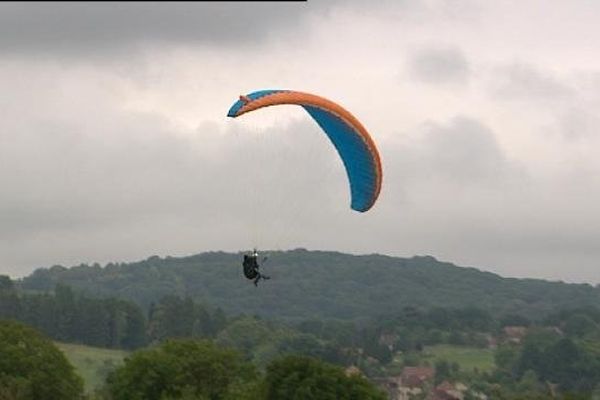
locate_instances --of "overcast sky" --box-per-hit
[1,1,599,284]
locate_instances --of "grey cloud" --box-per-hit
[0,2,471,60]
[407,45,470,86]
[370,116,527,222]
[556,107,600,141]
[0,111,203,239]
[409,116,519,185]
[0,2,326,55]
[372,115,527,234]
[491,63,573,101]
[373,116,600,284]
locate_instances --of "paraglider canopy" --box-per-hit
[227,89,382,213]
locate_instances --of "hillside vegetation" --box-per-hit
[19,249,600,321]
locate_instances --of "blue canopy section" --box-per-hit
[227,89,284,117]
[302,105,378,212]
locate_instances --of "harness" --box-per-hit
[243,255,259,279]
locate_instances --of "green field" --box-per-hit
[56,342,129,393]
[422,344,495,373]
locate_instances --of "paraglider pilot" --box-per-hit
[243,249,270,286]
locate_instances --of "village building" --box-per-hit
[502,326,528,344]
[400,366,435,388]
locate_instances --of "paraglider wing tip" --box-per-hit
[227,104,241,118]
[226,95,252,118]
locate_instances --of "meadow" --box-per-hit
[422,344,495,373]
[56,342,129,393]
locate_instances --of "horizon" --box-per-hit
[9,247,598,288]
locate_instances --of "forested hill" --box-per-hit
[19,249,600,321]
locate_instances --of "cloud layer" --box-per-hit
[0,2,320,55]
[1,1,600,285]
[408,46,471,86]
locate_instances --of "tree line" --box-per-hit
[0,276,226,350]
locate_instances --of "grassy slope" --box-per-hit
[56,342,128,393]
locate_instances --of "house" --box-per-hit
[400,366,435,388]
[372,366,435,400]
[372,376,422,400]
[503,326,528,343]
[427,381,465,400]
